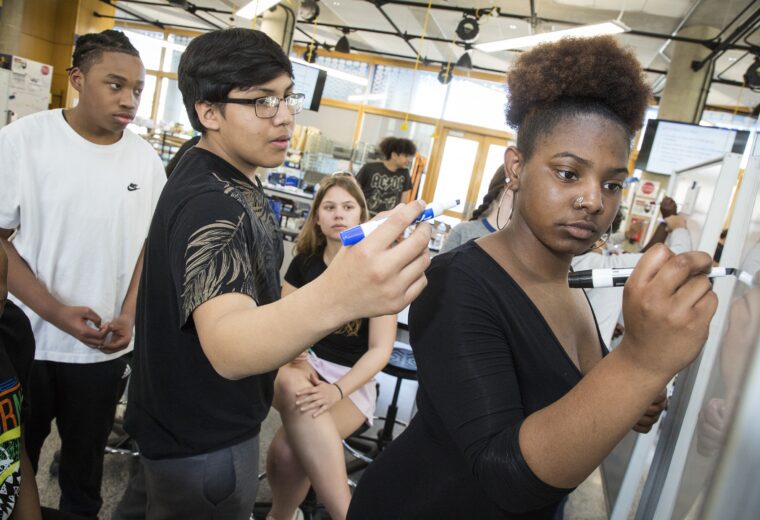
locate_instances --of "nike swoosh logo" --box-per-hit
[127,183,139,191]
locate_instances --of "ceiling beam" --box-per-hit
[93,11,208,32]
[368,0,754,51]
[691,5,760,71]
[99,0,165,29]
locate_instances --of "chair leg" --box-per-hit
[378,377,404,448]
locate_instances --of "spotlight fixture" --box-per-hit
[303,42,319,63]
[300,0,320,23]
[437,62,454,85]
[744,56,760,90]
[456,13,480,43]
[455,51,472,70]
[335,29,351,54]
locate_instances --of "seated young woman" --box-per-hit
[347,36,718,519]
[266,174,397,520]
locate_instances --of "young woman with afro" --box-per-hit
[347,36,718,520]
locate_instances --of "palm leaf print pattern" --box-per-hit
[182,215,256,321]
[217,174,283,299]
[181,173,283,321]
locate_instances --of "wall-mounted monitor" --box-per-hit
[291,61,327,112]
[635,119,750,175]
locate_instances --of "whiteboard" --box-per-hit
[635,120,750,176]
[635,155,760,520]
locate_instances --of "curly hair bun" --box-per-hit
[506,35,651,136]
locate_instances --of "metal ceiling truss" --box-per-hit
[107,0,757,53]
[98,0,756,88]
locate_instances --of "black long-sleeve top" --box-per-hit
[348,241,607,519]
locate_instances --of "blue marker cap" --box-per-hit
[339,225,366,246]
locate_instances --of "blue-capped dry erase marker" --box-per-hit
[340,199,460,246]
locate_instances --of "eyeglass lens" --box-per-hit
[256,95,304,118]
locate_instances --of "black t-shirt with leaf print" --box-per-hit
[125,147,284,460]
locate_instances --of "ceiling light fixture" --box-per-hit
[335,29,351,54]
[437,62,454,85]
[475,20,629,53]
[302,42,319,63]
[236,0,281,20]
[745,56,760,89]
[300,0,320,23]
[456,51,472,70]
[291,57,368,86]
[456,13,480,43]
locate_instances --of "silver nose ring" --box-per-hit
[574,196,584,210]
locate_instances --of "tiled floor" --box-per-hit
[35,411,608,520]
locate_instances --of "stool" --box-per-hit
[343,347,418,471]
[377,347,418,448]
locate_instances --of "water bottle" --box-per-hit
[431,222,447,251]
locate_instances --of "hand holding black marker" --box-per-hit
[340,199,460,246]
[569,266,753,289]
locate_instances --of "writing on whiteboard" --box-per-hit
[647,122,737,175]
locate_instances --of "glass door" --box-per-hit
[424,128,509,222]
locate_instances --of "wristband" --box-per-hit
[333,382,344,400]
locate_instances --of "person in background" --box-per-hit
[266,174,396,520]
[348,36,717,520]
[571,196,691,349]
[356,137,416,214]
[441,165,514,253]
[0,30,165,518]
[114,29,430,519]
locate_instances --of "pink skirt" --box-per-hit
[307,351,377,426]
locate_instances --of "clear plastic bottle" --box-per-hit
[431,222,447,251]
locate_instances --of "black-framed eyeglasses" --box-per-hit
[219,93,306,119]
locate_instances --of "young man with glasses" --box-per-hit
[114,29,431,518]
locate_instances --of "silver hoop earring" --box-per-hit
[496,189,513,230]
[574,196,585,210]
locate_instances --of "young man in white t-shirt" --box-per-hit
[0,30,165,517]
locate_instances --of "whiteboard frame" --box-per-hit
[635,154,760,519]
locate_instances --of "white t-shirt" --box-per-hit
[571,228,692,349]
[0,109,166,363]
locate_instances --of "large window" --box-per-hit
[443,76,508,131]
[114,26,195,133]
[115,26,510,136]
[157,78,191,129]
[368,65,449,119]
[314,56,370,102]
